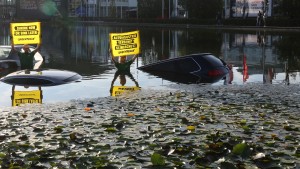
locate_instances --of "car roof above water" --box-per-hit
[1,69,82,87]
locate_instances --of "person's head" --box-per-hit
[119,74,126,86]
[23,44,30,53]
[119,56,126,64]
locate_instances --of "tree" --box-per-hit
[182,0,223,19]
[109,0,116,17]
[138,0,162,18]
[275,0,300,18]
[138,0,223,19]
[274,34,300,71]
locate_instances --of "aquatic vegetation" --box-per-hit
[0,85,299,168]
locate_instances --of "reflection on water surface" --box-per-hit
[0,22,300,107]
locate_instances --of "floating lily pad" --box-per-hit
[232,143,250,158]
[151,153,166,166]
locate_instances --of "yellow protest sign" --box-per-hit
[10,22,41,45]
[12,90,42,106]
[110,30,140,57]
[112,86,140,96]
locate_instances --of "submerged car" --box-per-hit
[0,69,82,87]
[138,53,229,84]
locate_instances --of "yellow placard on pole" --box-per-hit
[10,22,41,45]
[112,86,141,96]
[110,30,140,57]
[12,90,42,106]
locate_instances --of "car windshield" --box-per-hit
[202,55,226,66]
[193,54,226,67]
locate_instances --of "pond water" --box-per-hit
[0,22,300,107]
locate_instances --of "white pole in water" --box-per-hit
[106,0,108,16]
[169,0,170,18]
[81,1,83,17]
[174,0,178,17]
[162,0,164,19]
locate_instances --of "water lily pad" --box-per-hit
[105,127,117,132]
[54,126,64,133]
[220,162,238,169]
[232,143,250,158]
[187,126,196,130]
[69,132,77,140]
[151,152,166,166]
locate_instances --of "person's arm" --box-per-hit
[32,43,41,53]
[32,35,42,53]
[131,54,138,61]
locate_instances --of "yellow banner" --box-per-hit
[112,86,140,96]
[10,22,41,45]
[12,90,42,106]
[110,30,140,57]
